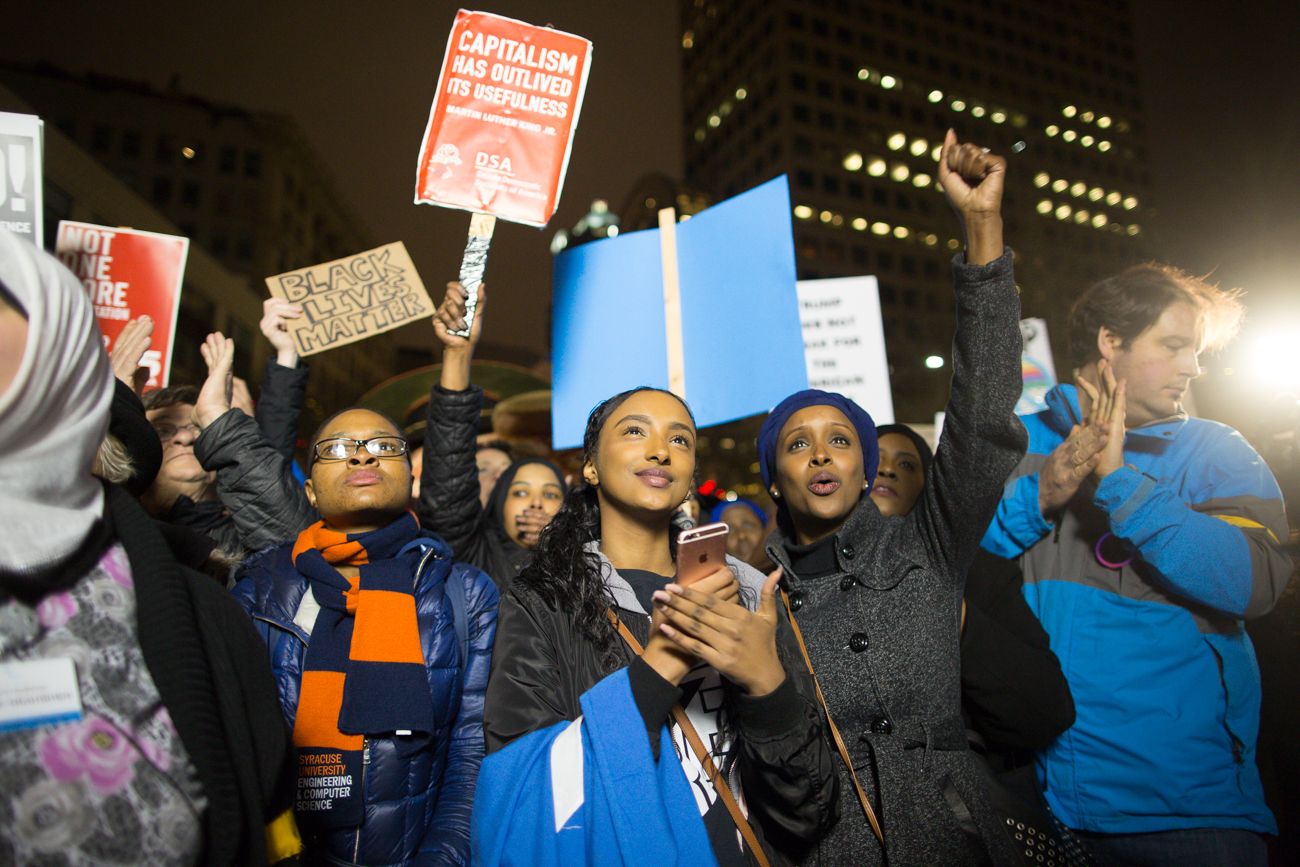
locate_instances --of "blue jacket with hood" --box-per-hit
[982,384,1290,835]
[232,532,498,865]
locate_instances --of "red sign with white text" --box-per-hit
[55,221,188,388]
[414,9,592,227]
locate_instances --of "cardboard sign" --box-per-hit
[551,176,807,449]
[55,221,188,389]
[0,111,44,247]
[1017,317,1058,415]
[796,276,895,424]
[264,242,435,357]
[414,9,592,226]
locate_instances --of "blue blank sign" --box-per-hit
[550,176,807,449]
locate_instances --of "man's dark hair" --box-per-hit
[1067,264,1244,368]
[142,384,200,412]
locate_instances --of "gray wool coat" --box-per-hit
[767,251,1028,866]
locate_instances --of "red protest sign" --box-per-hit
[414,9,592,227]
[55,221,188,389]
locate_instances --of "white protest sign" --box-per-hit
[0,112,44,247]
[796,276,894,424]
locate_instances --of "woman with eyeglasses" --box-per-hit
[231,407,499,866]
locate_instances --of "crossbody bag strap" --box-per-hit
[780,591,886,844]
[606,609,771,867]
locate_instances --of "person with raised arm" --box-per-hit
[757,131,1028,865]
[418,282,568,589]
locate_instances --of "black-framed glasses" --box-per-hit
[312,436,408,463]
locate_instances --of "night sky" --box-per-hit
[12,0,1300,431]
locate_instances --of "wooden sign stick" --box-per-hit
[657,207,686,398]
[452,213,496,338]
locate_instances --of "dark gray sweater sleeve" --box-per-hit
[195,408,317,552]
[911,249,1028,582]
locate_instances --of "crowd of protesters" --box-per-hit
[0,127,1294,867]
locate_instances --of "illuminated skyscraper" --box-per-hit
[681,0,1152,418]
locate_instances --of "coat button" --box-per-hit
[869,716,893,735]
[849,632,869,652]
[840,544,856,559]
[788,590,804,612]
[839,575,855,591]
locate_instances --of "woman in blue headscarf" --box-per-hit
[752,132,1028,866]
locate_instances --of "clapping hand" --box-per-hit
[193,332,235,430]
[110,316,154,394]
[1079,359,1127,480]
[1037,359,1126,517]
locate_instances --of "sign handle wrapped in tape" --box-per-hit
[451,214,496,338]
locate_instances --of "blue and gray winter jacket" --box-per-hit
[232,533,498,865]
[981,384,1289,835]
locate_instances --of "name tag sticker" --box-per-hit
[0,658,83,733]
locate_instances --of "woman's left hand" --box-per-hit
[653,567,786,696]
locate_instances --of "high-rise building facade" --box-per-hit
[0,62,394,424]
[681,0,1152,419]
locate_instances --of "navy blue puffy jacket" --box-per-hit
[232,532,498,866]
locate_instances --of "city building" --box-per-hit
[0,63,395,426]
[680,0,1153,420]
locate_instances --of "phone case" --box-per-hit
[676,522,730,586]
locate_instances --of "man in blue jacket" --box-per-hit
[982,265,1290,866]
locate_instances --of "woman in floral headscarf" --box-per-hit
[0,230,296,866]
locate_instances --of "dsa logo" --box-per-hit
[475,152,514,173]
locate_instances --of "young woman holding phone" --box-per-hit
[473,387,838,866]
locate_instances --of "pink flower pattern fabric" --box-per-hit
[0,544,205,864]
[35,592,77,630]
[41,716,139,794]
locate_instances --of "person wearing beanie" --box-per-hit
[709,497,769,566]
[755,132,1028,866]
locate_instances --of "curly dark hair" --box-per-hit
[516,386,696,671]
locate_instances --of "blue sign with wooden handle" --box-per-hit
[550,175,807,449]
